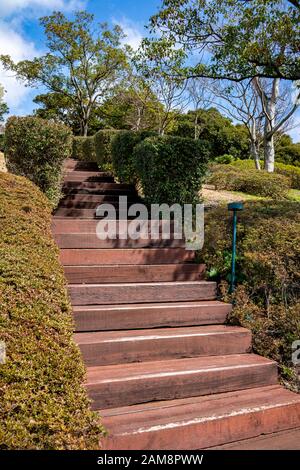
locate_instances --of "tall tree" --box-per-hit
[1,11,127,136]
[135,39,188,135]
[253,77,300,171]
[150,0,300,81]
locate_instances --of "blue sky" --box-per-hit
[0,0,299,142]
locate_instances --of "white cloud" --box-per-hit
[0,0,87,115]
[0,21,40,111]
[113,17,144,51]
[0,0,87,16]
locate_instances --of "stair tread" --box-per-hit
[210,426,300,449]
[101,384,300,435]
[75,324,250,344]
[73,299,230,312]
[69,280,214,287]
[86,353,275,385]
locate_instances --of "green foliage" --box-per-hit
[72,136,96,162]
[232,159,300,190]
[150,1,300,81]
[199,201,300,385]
[172,109,250,160]
[133,135,209,205]
[207,164,291,199]
[94,129,120,169]
[111,130,156,184]
[5,116,72,207]
[215,154,235,164]
[276,134,300,166]
[99,80,161,132]
[0,172,104,449]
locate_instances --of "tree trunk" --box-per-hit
[263,79,278,173]
[264,133,275,173]
[83,122,88,137]
[250,140,261,170]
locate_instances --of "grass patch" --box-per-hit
[0,172,104,449]
[288,189,300,202]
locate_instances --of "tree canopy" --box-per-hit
[1,11,127,135]
[150,0,300,81]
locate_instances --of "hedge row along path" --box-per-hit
[52,159,300,450]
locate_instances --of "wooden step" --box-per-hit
[68,281,216,305]
[55,233,185,249]
[62,181,135,192]
[54,208,151,219]
[59,194,140,209]
[60,248,195,266]
[64,159,99,172]
[64,173,114,183]
[52,219,178,234]
[73,300,232,332]
[86,354,278,410]
[101,385,300,449]
[65,264,205,284]
[75,325,251,366]
[210,426,300,450]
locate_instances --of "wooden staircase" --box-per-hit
[52,159,300,450]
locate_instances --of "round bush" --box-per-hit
[94,129,120,169]
[133,135,210,205]
[111,130,156,184]
[5,116,72,207]
[72,136,96,162]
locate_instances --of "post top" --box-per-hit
[228,202,244,211]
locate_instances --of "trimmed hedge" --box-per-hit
[207,164,291,199]
[0,172,103,449]
[199,201,300,386]
[94,129,120,170]
[5,116,72,207]
[275,163,300,190]
[72,136,96,162]
[133,136,209,205]
[232,159,300,190]
[111,130,156,184]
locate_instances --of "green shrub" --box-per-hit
[111,130,156,184]
[5,116,72,207]
[275,163,300,190]
[215,154,235,164]
[133,136,209,205]
[0,134,4,152]
[199,201,300,385]
[231,159,300,189]
[0,172,104,449]
[94,129,120,170]
[207,164,291,199]
[72,136,96,162]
